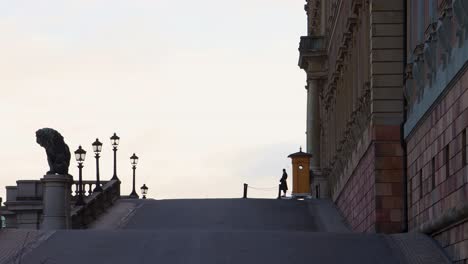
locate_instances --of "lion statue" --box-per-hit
[36,128,71,175]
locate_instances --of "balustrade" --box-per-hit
[71,179,121,229]
[71,180,109,200]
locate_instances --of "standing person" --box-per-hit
[280,169,288,197]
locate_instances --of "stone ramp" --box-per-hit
[123,199,319,231]
[89,200,142,230]
[19,230,450,264]
[9,199,452,264]
[0,229,54,264]
[307,199,351,232]
[386,233,452,264]
[92,198,350,232]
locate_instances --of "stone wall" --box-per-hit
[433,219,468,263]
[298,0,405,234]
[406,67,468,262]
[373,126,405,233]
[402,0,468,262]
[334,124,404,233]
[368,0,406,234]
[335,141,376,232]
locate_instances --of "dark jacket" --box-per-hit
[280,171,288,191]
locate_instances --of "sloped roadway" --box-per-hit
[20,199,451,264]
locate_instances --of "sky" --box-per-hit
[0,0,307,200]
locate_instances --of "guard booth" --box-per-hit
[288,148,312,198]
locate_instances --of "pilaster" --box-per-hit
[370,0,405,126]
[369,0,405,233]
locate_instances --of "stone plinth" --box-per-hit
[5,182,43,229]
[311,172,329,199]
[41,174,73,230]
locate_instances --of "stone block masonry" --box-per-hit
[334,0,406,233]
[335,124,404,233]
[336,141,376,232]
[406,66,468,263]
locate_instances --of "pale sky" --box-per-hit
[0,0,307,199]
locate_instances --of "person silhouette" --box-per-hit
[280,169,288,197]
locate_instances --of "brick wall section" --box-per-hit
[368,0,405,234]
[334,0,406,235]
[374,125,405,233]
[336,143,376,232]
[433,219,468,263]
[406,68,468,262]
[335,124,404,233]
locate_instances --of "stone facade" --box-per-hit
[299,0,405,233]
[299,0,468,262]
[406,55,468,263]
[404,0,468,263]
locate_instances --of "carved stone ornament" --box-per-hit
[453,0,468,43]
[423,40,437,82]
[437,11,454,67]
[36,128,71,175]
[412,60,425,101]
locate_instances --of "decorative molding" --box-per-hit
[438,9,454,69]
[453,0,468,45]
[325,83,371,192]
[323,1,365,111]
[405,2,467,112]
[306,0,322,36]
[404,0,468,137]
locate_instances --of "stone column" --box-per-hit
[41,174,73,230]
[306,78,321,174]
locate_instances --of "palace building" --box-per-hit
[299,0,468,261]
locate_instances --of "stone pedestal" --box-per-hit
[41,174,73,230]
[311,171,329,199]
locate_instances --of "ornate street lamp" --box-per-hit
[129,153,139,199]
[110,133,120,181]
[92,138,103,192]
[141,184,148,199]
[74,146,86,206]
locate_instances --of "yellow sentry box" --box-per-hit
[288,148,313,197]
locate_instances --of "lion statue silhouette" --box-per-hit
[36,128,71,175]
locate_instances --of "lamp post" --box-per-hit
[110,133,120,181]
[141,184,148,199]
[74,146,87,206]
[129,153,139,199]
[92,138,103,193]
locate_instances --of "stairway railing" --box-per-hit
[71,180,110,199]
[71,179,121,229]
